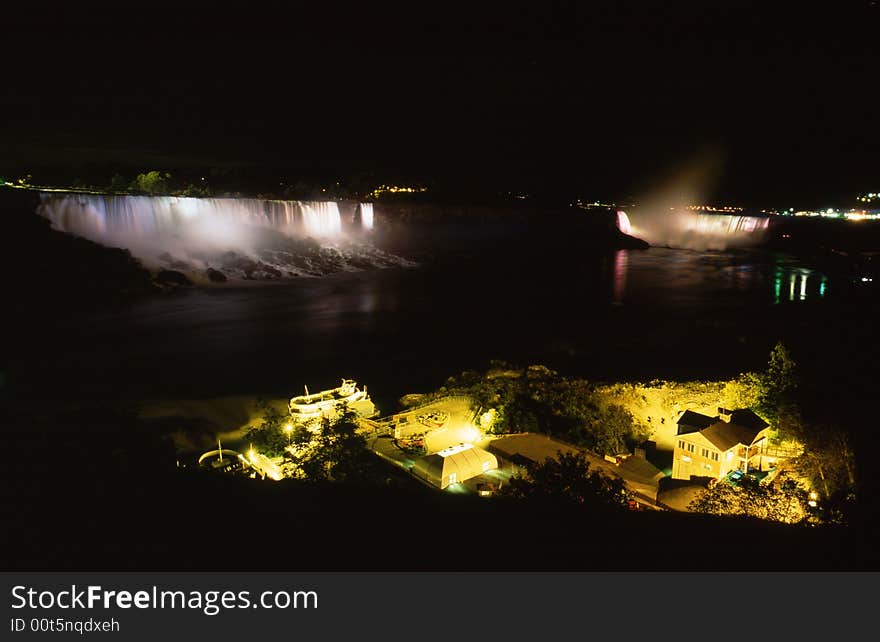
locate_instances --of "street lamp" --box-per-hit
[284,423,293,446]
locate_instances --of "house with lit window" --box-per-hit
[671,408,772,481]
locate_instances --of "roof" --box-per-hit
[676,410,717,434]
[700,421,767,452]
[437,443,475,458]
[617,456,665,484]
[485,433,582,464]
[412,445,498,487]
[728,409,769,431]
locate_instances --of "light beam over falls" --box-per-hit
[36,194,406,279]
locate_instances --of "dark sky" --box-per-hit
[2,1,878,205]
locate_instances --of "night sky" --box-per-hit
[2,1,878,205]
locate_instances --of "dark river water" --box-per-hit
[9,222,873,410]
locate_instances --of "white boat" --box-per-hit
[289,378,377,423]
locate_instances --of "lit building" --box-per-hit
[671,408,772,481]
[412,443,498,489]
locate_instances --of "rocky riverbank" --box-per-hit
[2,189,157,315]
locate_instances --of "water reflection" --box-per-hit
[612,250,628,305]
[772,266,828,304]
[22,246,844,403]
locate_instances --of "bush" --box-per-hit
[130,170,171,194]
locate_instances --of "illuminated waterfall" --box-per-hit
[616,210,632,235]
[359,203,374,230]
[37,194,358,241]
[35,193,398,278]
[625,209,770,250]
[300,201,342,237]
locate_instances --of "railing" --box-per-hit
[762,444,803,458]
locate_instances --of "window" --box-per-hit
[448,472,457,484]
[711,452,719,461]
[678,440,685,450]
[687,443,695,453]
[700,448,709,458]
[681,455,691,463]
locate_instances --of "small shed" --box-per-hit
[412,443,498,489]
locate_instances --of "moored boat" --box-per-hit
[289,378,377,423]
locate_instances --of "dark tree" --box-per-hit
[288,406,384,483]
[688,476,813,524]
[243,398,289,456]
[501,451,631,511]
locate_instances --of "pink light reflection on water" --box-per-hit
[613,249,628,305]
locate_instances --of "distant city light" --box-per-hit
[685,204,744,213]
[573,199,615,209]
[369,185,428,199]
[785,207,880,220]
